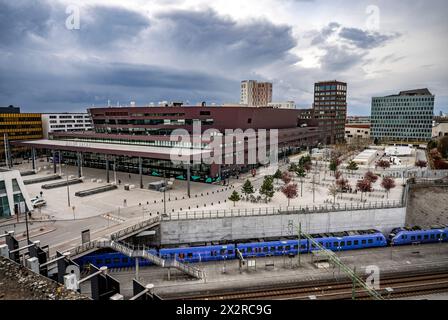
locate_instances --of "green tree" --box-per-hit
[273,169,282,184]
[228,190,241,207]
[329,159,338,173]
[241,179,254,200]
[437,136,448,158]
[260,175,275,203]
[294,165,306,197]
[347,160,359,172]
[288,163,297,173]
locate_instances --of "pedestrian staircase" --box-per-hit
[73,239,205,280]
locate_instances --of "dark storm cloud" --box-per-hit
[320,45,367,72]
[156,8,299,67]
[0,56,238,112]
[310,22,340,46]
[76,6,151,47]
[308,22,401,72]
[0,0,52,46]
[339,27,401,49]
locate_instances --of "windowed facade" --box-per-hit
[371,89,434,142]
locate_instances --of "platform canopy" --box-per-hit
[14,139,211,161]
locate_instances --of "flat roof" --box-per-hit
[14,139,210,160]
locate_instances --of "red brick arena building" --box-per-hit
[14,104,332,185]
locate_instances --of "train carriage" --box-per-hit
[159,244,235,263]
[389,226,448,246]
[236,239,308,258]
[75,249,158,269]
[309,230,387,252]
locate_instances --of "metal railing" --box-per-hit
[65,239,204,279]
[163,200,404,221]
[110,216,160,240]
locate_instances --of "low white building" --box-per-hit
[0,169,33,218]
[41,113,93,138]
[385,146,413,156]
[267,101,295,109]
[352,149,378,166]
[345,124,371,142]
[432,122,448,138]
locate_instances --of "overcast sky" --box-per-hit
[1,0,447,115]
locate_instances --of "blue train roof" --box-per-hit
[160,244,235,252]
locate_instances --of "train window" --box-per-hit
[417,235,422,240]
[105,259,111,264]
[187,253,193,258]
[285,245,291,251]
[340,241,345,246]
[354,240,359,245]
[247,247,253,253]
[293,245,298,250]
[300,245,306,249]
[240,248,245,253]
[361,240,366,244]
[424,235,429,240]
[443,234,447,239]
[95,259,102,265]
[113,258,120,264]
[228,250,234,255]
[220,249,226,255]
[311,244,316,249]
[122,258,128,263]
[263,247,269,252]
[401,235,405,239]
[430,234,434,239]
[278,246,284,251]
[347,241,352,246]
[411,236,415,240]
[333,242,338,247]
[179,253,185,259]
[368,239,373,244]
[326,243,330,248]
[270,247,275,252]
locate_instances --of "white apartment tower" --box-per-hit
[41,113,93,138]
[240,80,273,107]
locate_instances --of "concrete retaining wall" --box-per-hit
[160,206,406,245]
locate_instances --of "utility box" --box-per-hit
[64,273,79,291]
[0,244,9,258]
[26,257,40,274]
[110,293,124,300]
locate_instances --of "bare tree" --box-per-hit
[328,183,338,204]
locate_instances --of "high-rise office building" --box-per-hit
[0,106,43,163]
[240,80,273,107]
[313,80,347,144]
[371,89,434,142]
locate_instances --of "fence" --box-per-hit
[163,200,404,221]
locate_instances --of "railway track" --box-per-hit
[171,271,448,300]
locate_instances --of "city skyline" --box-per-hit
[1,0,447,115]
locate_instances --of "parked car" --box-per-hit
[32,198,47,208]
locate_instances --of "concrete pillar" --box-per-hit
[52,150,57,174]
[186,162,191,198]
[139,157,143,189]
[135,257,139,280]
[77,152,82,178]
[31,148,36,171]
[106,156,110,183]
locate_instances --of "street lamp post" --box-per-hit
[163,172,167,216]
[66,172,71,207]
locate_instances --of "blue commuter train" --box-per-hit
[389,226,448,245]
[75,226,447,270]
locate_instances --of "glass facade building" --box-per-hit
[371,89,434,142]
